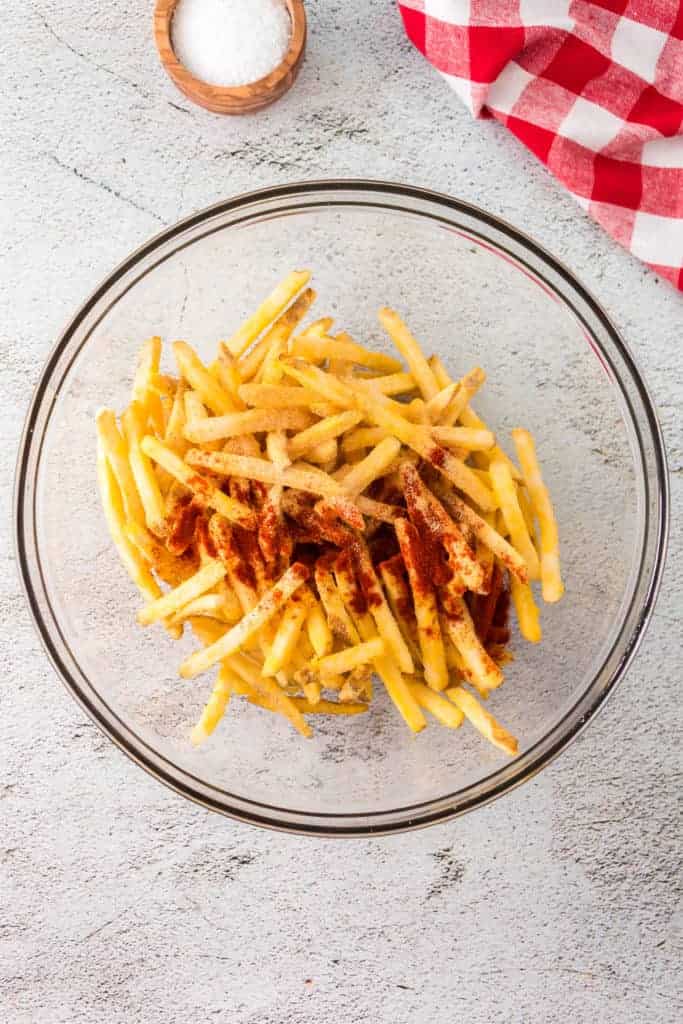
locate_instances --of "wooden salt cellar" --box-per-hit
[154,0,307,114]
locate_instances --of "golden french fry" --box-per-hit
[288,410,363,459]
[431,426,495,451]
[180,563,310,678]
[191,664,233,746]
[184,408,313,444]
[400,463,486,594]
[292,332,403,374]
[315,559,360,645]
[350,539,414,675]
[238,382,331,410]
[237,287,317,380]
[97,439,161,604]
[173,341,235,415]
[510,575,542,643]
[262,590,312,676]
[291,698,367,716]
[441,595,504,694]
[459,405,522,479]
[340,436,402,497]
[141,436,256,528]
[438,368,486,427]
[314,637,385,678]
[446,686,518,755]
[377,308,439,400]
[121,402,166,536]
[96,409,146,527]
[358,371,416,396]
[395,519,449,691]
[489,459,541,580]
[341,426,387,455]
[429,479,529,583]
[225,271,312,357]
[409,682,464,728]
[333,552,425,733]
[138,559,226,626]
[377,555,421,662]
[305,438,338,466]
[305,597,333,658]
[511,428,564,602]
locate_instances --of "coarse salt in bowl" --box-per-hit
[172,0,291,87]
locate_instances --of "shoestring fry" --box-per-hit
[97,270,564,754]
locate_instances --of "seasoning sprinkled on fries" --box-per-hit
[97,271,564,754]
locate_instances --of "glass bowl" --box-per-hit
[15,181,668,836]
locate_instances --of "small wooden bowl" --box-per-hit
[154,0,306,115]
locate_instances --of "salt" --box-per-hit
[172,0,291,88]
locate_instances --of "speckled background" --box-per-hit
[2,3,681,1022]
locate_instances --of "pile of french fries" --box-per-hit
[97,270,563,754]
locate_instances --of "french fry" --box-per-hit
[427,354,451,391]
[511,428,564,603]
[291,698,367,716]
[429,478,529,583]
[294,315,334,342]
[431,426,495,451]
[121,401,166,536]
[438,368,486,427]
[292,332,403,373]
[184,408,313,444]
[489,459,541,581]
[350,539,414,675]
[186,449,341,498]
[333,552,425,732]
[341,426,387,455]
[212,346,245,409]
[225,270,312,357]
[341,436,402,497]
[191,664,233,746]
[132,336,164,434]
[173,341,235,415]
[409,682,464,728]
[378,555,421,662]
[238,287,317,380]
[305,438,338,466]
[97,439,161,604]
[314,637,385,677]
[238,382,330,410]
[288,410,363,460]
[165,380,188,455]
[401,463,486,594]
[141,436,256,528]
[459,405,522,479]
[314,558,360,645]
[395,519,449,691]
[378,308,439,400]
[446,686,518,755]
[510,575,542,643]
[305,597,334,657]
[262,589,312,676]
[96,409,146,527]
[138,559,226,626]
[358,371,416,396]
[180,563,310,678]
[441,595,504,694]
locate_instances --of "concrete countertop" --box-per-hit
[2,2,681,1021]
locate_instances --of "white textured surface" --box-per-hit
[2,3,681,1021]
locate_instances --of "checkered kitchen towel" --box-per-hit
[398,1,683,289]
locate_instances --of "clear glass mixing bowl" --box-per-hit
[15,182,668,835]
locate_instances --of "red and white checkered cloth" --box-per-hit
[398,1,683,289]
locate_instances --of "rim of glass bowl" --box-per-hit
[14,180,669,837]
